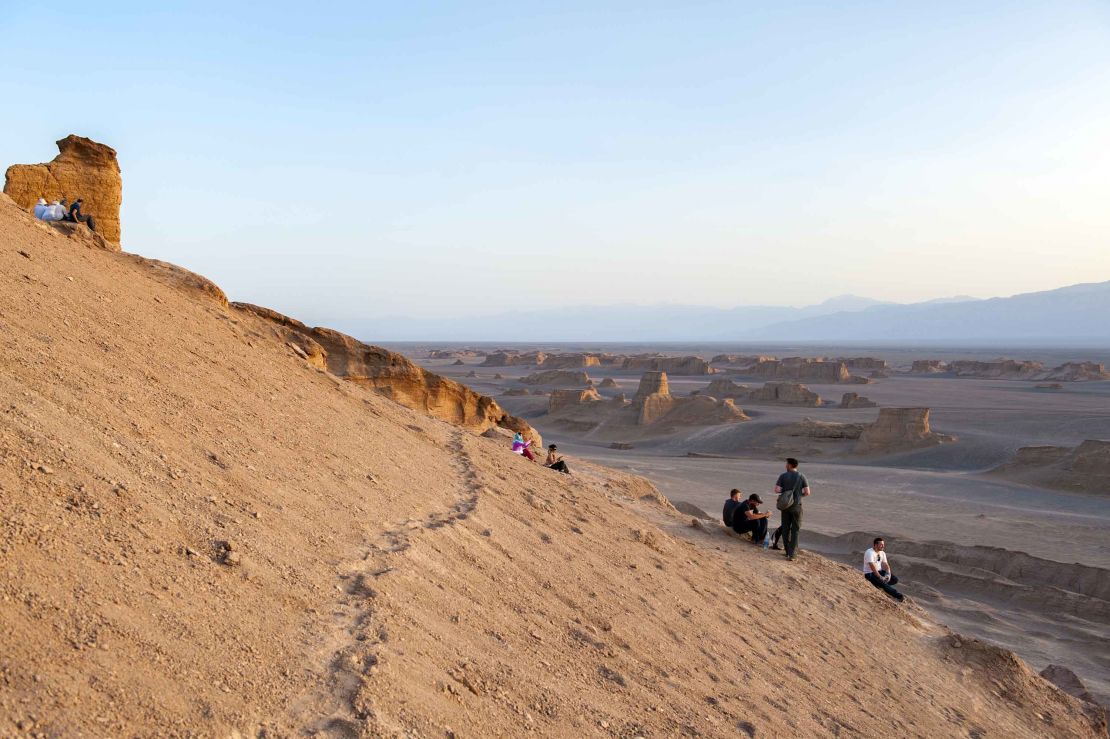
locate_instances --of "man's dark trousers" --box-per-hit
[733,516,767,543]
[865,570,903,600]
[781,506,802,557]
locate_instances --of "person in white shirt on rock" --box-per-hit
[863,537,904,602]
[45,201,66,221]
[33,198,48,219]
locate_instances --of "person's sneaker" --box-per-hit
[770,544,783,551]
[785,554,796,561]
[895,593,905,603]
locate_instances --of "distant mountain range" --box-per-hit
[354,281,1110,344]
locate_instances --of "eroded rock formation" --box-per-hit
[5,135,122,244]
[700,378,749,399]
[840,392,877,408]
[548,387,604,413]
[990,440,1110,494]
[910,360,946,373]
[540,353,602,369]
[520,369,591,387]
[621,355,713,375]
[854,408,954,455]
[745,358,869,384]
[233,303,539,443]
[743,382,823,407]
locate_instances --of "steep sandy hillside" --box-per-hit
[0,195,1105,737]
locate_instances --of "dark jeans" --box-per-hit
[547,460,570,474]
[781,507,802,557]
[865,571,903,600]
[733,516,767,543]
[66,213,96,232]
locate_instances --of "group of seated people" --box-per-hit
[511,433,570,474]
[722,489,905,602]
[32,197,97,232]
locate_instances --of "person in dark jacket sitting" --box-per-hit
[731,492,772,544]
[65,198,96,232]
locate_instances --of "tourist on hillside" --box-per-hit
[863,537,904,601]
[773,457,810,561]
[40,200,66,221]
[544,444,571,474]
[722,488,743,528]
[511,432,536,462]
[732,492,771,544]
[65,198,96,232]
[33,198,48,219]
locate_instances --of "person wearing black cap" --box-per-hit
[732,492,772,544]
[544,444,570,474]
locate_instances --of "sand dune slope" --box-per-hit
[0,196,1105,736]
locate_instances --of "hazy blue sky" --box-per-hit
[3,2,1109,327]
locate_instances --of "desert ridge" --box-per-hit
[0,139,1106,736]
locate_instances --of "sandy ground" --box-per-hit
[409,350,1110,713]
[2,195,1107,737]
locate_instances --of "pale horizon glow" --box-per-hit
[2,2,1110,326]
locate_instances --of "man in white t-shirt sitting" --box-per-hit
[863,537,904,602]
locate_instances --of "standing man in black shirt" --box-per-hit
[774,457,811,561]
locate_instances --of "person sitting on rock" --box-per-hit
[511,432,536,462]
[863,537,904,602]
[66,198,96,232]
[43,200,66,221]
[544,444,571,474]
[732,492,771,544]
[33,198,48,219]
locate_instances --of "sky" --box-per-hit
[2,2,1110,329]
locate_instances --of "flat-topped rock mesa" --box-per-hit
[539,353,602,369]
[428,349,486,359]
[855,407,955,455]
[547,387,604,413]
[699,377,749,399]
[710,354,775,366]
[838,357,889,371]
[480,350,547,367]
[234,303,539,444]
[744,381,823,407]
[841,392,878,408]
[4,135,123,245]
[746,358,870,384]
[1044,362,1110,382]
[911,359,947,373]
[990,440,1110,494]
[621,355,713,375]
[949,359,1045,380]
[520,369,592,387]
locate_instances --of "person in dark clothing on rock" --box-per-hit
[66,198,96,232]
[773,457,810,561]
[732,493,771,544]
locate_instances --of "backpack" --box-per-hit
[776,472,805,511]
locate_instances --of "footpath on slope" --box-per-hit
[0,192,1105,737]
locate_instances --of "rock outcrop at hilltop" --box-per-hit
[746,358,870,384]
[990,440,1110,494]
[4,135,123,244]
[234,303,539,443]
[520,369,591,387]
[633,370,670,401]
[621,355,713,375]
[841,391,878,408]
[855,407,955,454]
